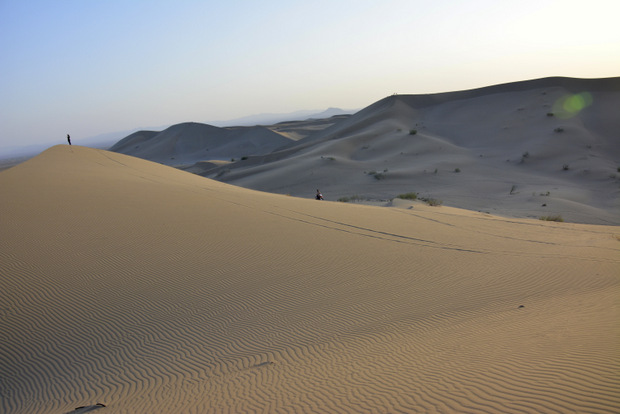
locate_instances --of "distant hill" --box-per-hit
[208,107,356,127]
[198,76,620,225]
[109,122,293,165]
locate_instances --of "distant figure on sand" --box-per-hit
[67,134,71,145]
[316,189,323,200]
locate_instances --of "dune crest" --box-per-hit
[109,122,292,166]
[191,77,619,225]
[1,145,619,413]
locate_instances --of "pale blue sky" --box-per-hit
[1,0,619,153]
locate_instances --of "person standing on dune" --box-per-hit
[67,134,71,145]
[316,189,323,200]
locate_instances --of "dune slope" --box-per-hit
[206,77,620,225]
[1,145,619,413]
[110,122,291,165]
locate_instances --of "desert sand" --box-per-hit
[109,123,291,166]
[1,145,618,413]
[180,77,618,226]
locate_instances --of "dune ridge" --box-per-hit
[1,145,618,413]
[109,122,292,165]
[184,77,619,225]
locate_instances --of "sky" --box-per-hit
[1,0,619,155]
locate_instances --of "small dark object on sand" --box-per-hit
[74,403,106,411]
[518,305,525,309]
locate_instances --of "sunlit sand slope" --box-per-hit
[1,145,618,413]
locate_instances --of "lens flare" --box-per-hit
[552,92,593,119]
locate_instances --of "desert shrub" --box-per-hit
[241,156,248,160]
[554,127,564,133]
[547,112,554,117]
[338,195,364,202]
[520,151,530,163]
[409,129,417,135]
[540,215,564,222]
[397,192,418,200]
[366,170,386,179]
[454,168,461,173]
[562,164,570,171]
[419,197,442,206]
[510,185,517,195]
[617,166,620,172]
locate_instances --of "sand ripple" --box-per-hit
[1,146,618,413]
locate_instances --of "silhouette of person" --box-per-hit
[316,189,323,200]
[67,134,71,145]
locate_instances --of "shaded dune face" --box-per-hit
[109,122,292,166]
[1,146,619,410]
[189,77,619,225]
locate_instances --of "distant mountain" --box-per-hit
[109,122,292,165]
[208,108,357,127]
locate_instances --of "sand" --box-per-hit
[1,145,618,413]
[109,122,291,166]
[193,77,620,225]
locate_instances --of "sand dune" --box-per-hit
[192,77,619,225]
[1,145,618,413]
[109,122,291,166]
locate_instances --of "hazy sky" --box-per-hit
[1,0,619,154]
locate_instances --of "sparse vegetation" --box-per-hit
[417,196,442,206]
[547,112,554,117]
[241,156,248,160]
[540,214,564,222]
[520,151,530,163]
[424,198,442,206]
[337,195,364,203]
[397,192,418,200]
[510,185,517,195]
[454,168,461,173]
[409,129,417,135]
[562,164,570,171]
[554,127,564,133]
[366,169,387,180]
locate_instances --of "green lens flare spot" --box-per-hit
[553,92,593,119]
